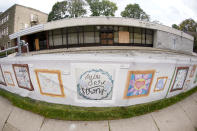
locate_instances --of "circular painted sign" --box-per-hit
[77,69,113,100]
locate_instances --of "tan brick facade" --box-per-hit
[0,4,48,49]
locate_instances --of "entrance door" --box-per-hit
[100,31,113,45]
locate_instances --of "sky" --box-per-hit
[0,0,196,26]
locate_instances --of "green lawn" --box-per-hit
[0,87,196,121]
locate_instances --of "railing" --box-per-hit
[0,37,29,57]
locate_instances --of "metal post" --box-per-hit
[17,37,21,56]
[5,43,7,56]
[25,43,29,54]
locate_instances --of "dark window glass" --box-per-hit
[84,26,94,32]
[119,26,129,31]
[142,29,146,44]
[134,28,141,44]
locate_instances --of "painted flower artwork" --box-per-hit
[124,70,155,98]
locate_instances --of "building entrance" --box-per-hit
[100,26,114,45]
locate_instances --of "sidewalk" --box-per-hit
[0,93,197,131]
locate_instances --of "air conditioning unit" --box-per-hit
[30,14,38,22]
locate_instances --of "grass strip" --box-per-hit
[0,87,196,121]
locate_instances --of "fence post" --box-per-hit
[17,37,21,56]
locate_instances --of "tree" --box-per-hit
[179,18,197,32]
[172,24,179,30]
[48,1,69,22]
[68,0,87,18]
[121,3,150,21]
[86,0,117,16]
[48,0,87,22]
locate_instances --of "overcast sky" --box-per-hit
[0,0,197,26]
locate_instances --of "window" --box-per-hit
[84,26,94,32]
[53,29,62,46]
[129,27,134,43]
[68,33,78,44]
[119,26,129,31]
[119,31,130,44]
[142,29,146,44]
[24,24,29,28]
[6,27,8,35]
[114,32,118,43]
[6,15,9,21]
[0,30,2,38]
[84,32,94,43]
[134,28,142,44]
[146,29,153,44]
[146,34,153,44]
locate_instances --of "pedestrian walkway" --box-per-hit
[1,92,197,131]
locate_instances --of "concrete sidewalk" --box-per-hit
[1,93,197,131]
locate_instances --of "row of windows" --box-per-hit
[0,15,9,25]
[47,26,154,48]
[0,27,8,38]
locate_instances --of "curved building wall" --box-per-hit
[48,26,154,49]
[9,17,194,53]
[0,51,197,107]
[154,30,193,53]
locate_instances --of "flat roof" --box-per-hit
[9,17,194,40]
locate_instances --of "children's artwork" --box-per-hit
[4,71,15,86]
[194,72,197,84]
[12,64,34,91]
[76,68,114,100]
[183,80,190,91]
[170,67,189,92]
[154,77,168,92]
[189,65,196,78]
[124,70,155,99]
[35,69,65,97]
[0,65,6,86]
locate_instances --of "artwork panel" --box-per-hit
[4,71,15,86]
[124,70,155,99]
[0,65,6,86]
[12,64,34,91]
[35,69,65,97]
[171,67,189,92]
[154,77,168,92]
[76,68,114,100]
[190,65,196,78]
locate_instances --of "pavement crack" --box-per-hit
[2,106,14,130]
[39,117,46,131]
[151,113,160,131]
[108,120,111,131]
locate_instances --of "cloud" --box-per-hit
[0,0,196,27]
[0,0,19,12]
[182,0,197,14]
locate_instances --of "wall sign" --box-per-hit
[77,69,114,100]
[35,69,65,97]
[0,65,6,86]
[13,64,34,91]
[170,67,189,92]
[154,77,168,92]
[4,71,15,86]
[124,70,155,99]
